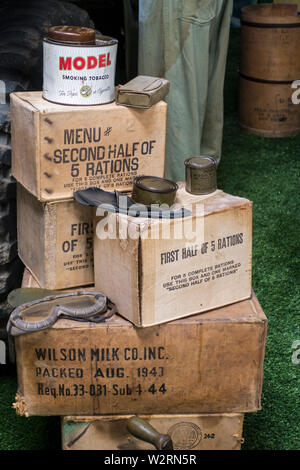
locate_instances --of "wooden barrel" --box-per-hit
[239,76,300,137]
[239,4,300,137]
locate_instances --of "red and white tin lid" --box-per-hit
[43,26,118,106]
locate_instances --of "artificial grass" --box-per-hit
[0,28,299,450]
[219,29,300,451]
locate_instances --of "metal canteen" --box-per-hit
[184,156,217,195]
[131,175,178,207]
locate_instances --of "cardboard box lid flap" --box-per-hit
[11,91,167,114]
[11,91,114,113]
[45,291,267,330]
[115,189,252,230]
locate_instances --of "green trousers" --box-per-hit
[138,0,233,182]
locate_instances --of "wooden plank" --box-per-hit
[62,413,244,450]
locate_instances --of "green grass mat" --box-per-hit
[0,29,299,450]
[219,29,300,450]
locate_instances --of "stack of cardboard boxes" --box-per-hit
[11,92,166,290]
[10,91,267,450]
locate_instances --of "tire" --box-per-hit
[0,70,30,133]
[0,1,94,345]
[0,258,23,302]
[0,133,10,146]
[0,132,11,165]
[0,47,37,79]
[0,200,17,240]
[0,303,11,329]
[0,27,41,47]
[0,1,94,89]
[0,105,10,134]
[0,240,17,265]
[0,166,15,202]
[0,148,11,166]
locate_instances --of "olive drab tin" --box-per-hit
[184,156,217,195]
[131,176,178,207]
[116,75,170,109]
[43,26,118,105]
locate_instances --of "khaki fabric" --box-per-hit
[138,0,233,181]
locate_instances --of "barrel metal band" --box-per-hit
[241,20,300,29]
[240,72,295,85]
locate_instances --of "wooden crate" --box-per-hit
[17,184,94,289]
[21,268,95,291]
[11,91,166,201]
[62,413,244,450]
[13,283,267,417]
[94,185,252,326]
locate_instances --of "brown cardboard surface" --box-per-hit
[14,279,267,416]
[11,92,166,201]
[94,187,252,326]
[17,184,94,289]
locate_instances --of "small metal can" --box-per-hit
[131,176,178,207]
[184,156,217,195]
[43,25,118,105]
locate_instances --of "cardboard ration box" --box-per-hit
[13,285,267,417]
[17,184,94,289]
[10,91,167,201]
[62,413,245,451]
[94,184,253,326]
[21,268,41,288]
[21,268,95,292]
